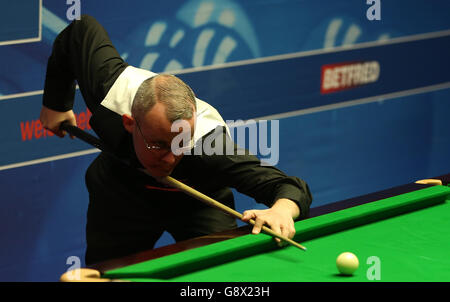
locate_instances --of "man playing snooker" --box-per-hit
[39,15,313,265]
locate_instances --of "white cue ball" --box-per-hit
[336,252,359,275]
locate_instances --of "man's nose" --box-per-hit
[160,150,176,165]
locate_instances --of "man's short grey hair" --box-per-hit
[131,74,197,122]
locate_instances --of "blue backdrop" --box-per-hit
[0,0,449,281]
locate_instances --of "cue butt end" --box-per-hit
[415,179,443,186]
[60,268,110,282]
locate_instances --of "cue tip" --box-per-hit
[296,242,307,251]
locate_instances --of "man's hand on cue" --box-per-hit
[241,198,300,247]
[40,106,77,138]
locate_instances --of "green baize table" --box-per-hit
[87,184,450,282]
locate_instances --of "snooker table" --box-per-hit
[62,176,450,282]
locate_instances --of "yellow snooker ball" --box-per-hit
[336,252,359,275]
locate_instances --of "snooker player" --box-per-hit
[39,15,312,265]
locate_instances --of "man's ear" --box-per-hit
[122,114,134,133]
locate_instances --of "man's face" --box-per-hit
[131,102,195,179]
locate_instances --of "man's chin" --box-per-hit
[147,168,172,179]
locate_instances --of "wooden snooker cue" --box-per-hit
[162,176,307,251]
[59,121,307,251]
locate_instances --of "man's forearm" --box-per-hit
[43,22,77,112]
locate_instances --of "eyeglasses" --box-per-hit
[135,119,171,152]
[135,119,195,155]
